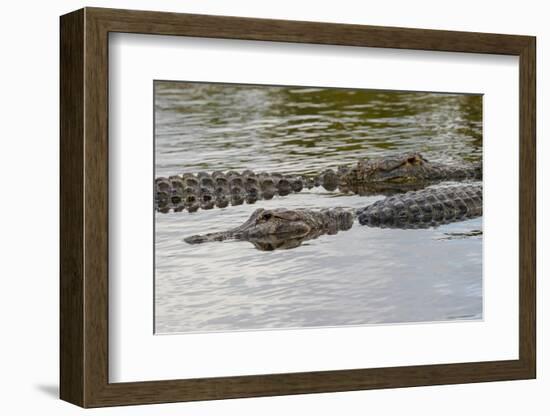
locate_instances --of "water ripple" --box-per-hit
[154,82,483,334]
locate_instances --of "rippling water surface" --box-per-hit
[154,81,483,334]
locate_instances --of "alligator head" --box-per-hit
[184,207,354,251]
[348,153,434,183]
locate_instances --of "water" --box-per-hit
[154,81,483,334]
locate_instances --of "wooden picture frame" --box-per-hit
[60,7,536,408]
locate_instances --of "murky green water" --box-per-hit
[154,81,482,334]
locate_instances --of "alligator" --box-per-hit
[356,183,482,228]
[183,184,482,250]
[184,207,355,251]
[155,153,481,213]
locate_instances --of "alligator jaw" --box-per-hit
[184,232,234,244]
[183,208,266,244]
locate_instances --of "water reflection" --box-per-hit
[155,82,482,176]
[154,81,483,334]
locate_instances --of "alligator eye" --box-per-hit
[261,212,273,221]
[407,156,418,164]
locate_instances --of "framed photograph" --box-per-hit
[60,7,536,408]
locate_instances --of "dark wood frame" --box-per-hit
[60,7,536,408]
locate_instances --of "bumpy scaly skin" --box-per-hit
[184,207,354,250]
[342,153,481,185]
[156,153,481,213]
[183,184,482,250]
[357,184,482,229]
[155,171,305,213]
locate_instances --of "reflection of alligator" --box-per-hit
[184,184,482,250]
[155,153,481,213]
